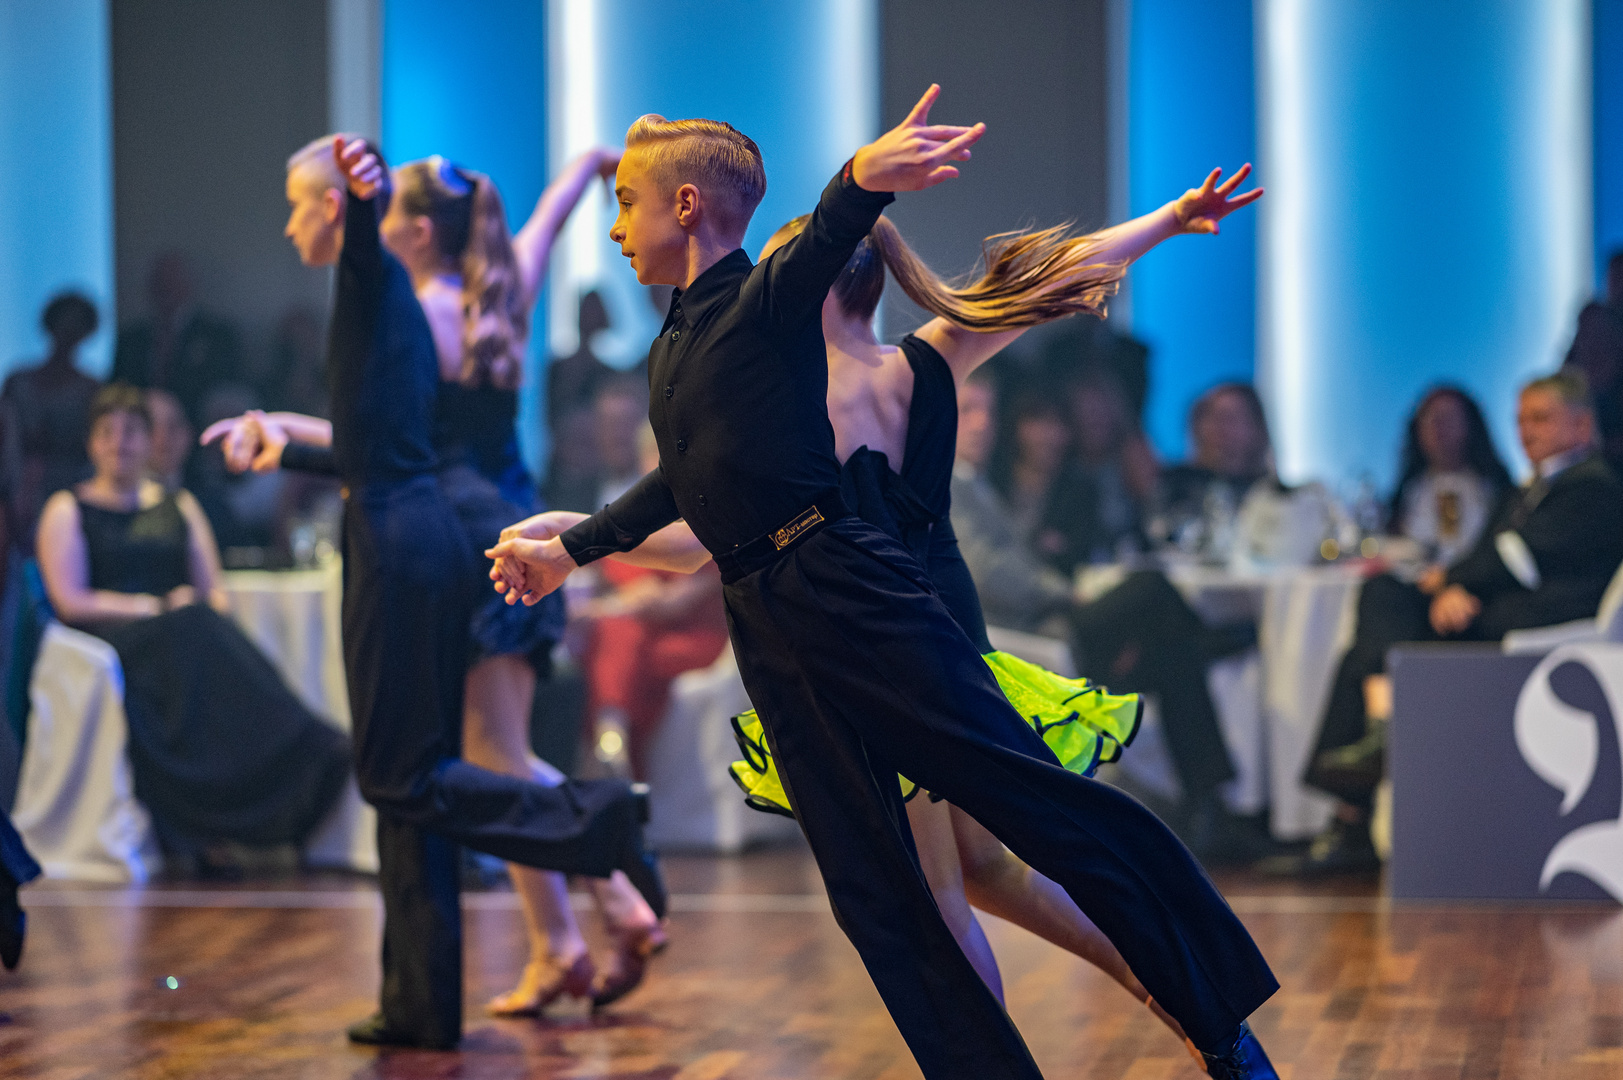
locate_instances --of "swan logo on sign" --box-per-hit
[1514,643,1623,901]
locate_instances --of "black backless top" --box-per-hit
[838,334,992,652]
[76,493,190,597]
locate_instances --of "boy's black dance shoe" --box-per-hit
[1201,1022,1279,1079]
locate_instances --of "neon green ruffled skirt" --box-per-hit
[728,650,1143,818]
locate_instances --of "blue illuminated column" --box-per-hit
[1258,0,1593,486]
[0,1,115,379]
[1118,0,1257,461]
[380,0,549,472]
[545,0,879,369]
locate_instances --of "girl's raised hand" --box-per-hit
[1172,164,1263,235]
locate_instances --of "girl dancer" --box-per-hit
[214,149,665,1013]
[209,137,661,1050]
[383,151,663,1012]
[500,164,1260,1068]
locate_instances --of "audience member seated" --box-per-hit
[988,389,1076,573]
[111,252,243,430]
[1039,366,1158,569]
[145,389,193,494]
[951,372,1252,860]
[33,385,349,863]
[1155,383,1273,554]
[1386,386,1513,566]
[573,425,728,779]
[1565,249,1623,474]
[1,292,102,556]
[1295,371,1623,875]
[549,376,647,514]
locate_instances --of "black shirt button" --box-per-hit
[664,385,674,399]
[697,494,707,507]
[669,329,681,342]
[676,438,688,452]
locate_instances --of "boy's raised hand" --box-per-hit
[1171,164,1263,235]
[852,84,985,193]
[334,137,386,201]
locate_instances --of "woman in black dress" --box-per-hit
[34,384,350,858]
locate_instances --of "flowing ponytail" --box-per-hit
[773,214,1125,332]
[459,175,526,390]
[393,157,528,390]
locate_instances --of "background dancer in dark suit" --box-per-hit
[215,147,664,1015]
[491,88,1280,1079]
[209,136,662,1050]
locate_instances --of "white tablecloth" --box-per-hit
[1082,563,1361,840]
[220,563,375,872]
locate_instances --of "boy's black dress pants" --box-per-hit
[726,517,1277,1080]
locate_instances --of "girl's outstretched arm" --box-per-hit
[513,147,622,306]
[917,164,1263,381]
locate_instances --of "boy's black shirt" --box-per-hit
[560,166,894,564]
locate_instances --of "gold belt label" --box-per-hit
[771,506,825,550]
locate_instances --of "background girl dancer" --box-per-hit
[499,164,1260,1071]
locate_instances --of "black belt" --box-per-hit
[714,489,850,585]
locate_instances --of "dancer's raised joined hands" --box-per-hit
[334,137,386,201]
[1170,164,1263,235]
[852,84,985,193]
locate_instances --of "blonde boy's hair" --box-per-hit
[625,115,767,238]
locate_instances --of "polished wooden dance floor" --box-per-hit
[0,846,1619,1079]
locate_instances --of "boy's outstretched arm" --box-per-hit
[756,85,985,330]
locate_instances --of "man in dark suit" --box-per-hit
[1566,251,1623,475]
[1291,370,1623,874]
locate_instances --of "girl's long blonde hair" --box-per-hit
[394,156,527,390]
[774,214,1124,332]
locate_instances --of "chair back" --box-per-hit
[1597,558,1623,642]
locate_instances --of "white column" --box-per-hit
[1257,0,1592,484]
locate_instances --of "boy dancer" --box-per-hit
[491,88,1279,1079]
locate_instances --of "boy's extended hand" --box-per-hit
[852,84,985,193]
[1171,164,1263,235]
[486,535,579,606]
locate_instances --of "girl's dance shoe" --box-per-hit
[728,651,1143,815]
[486,952,596,1017]
[590,921,667,1011]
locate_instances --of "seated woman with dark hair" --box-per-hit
[34,384,349,861]
[1387,385,1514,566]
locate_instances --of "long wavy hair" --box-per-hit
[393,156,526,390]
[1389,385,1513,526]
[770,214,1126,331]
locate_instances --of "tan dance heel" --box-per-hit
[487,952,596,1017]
